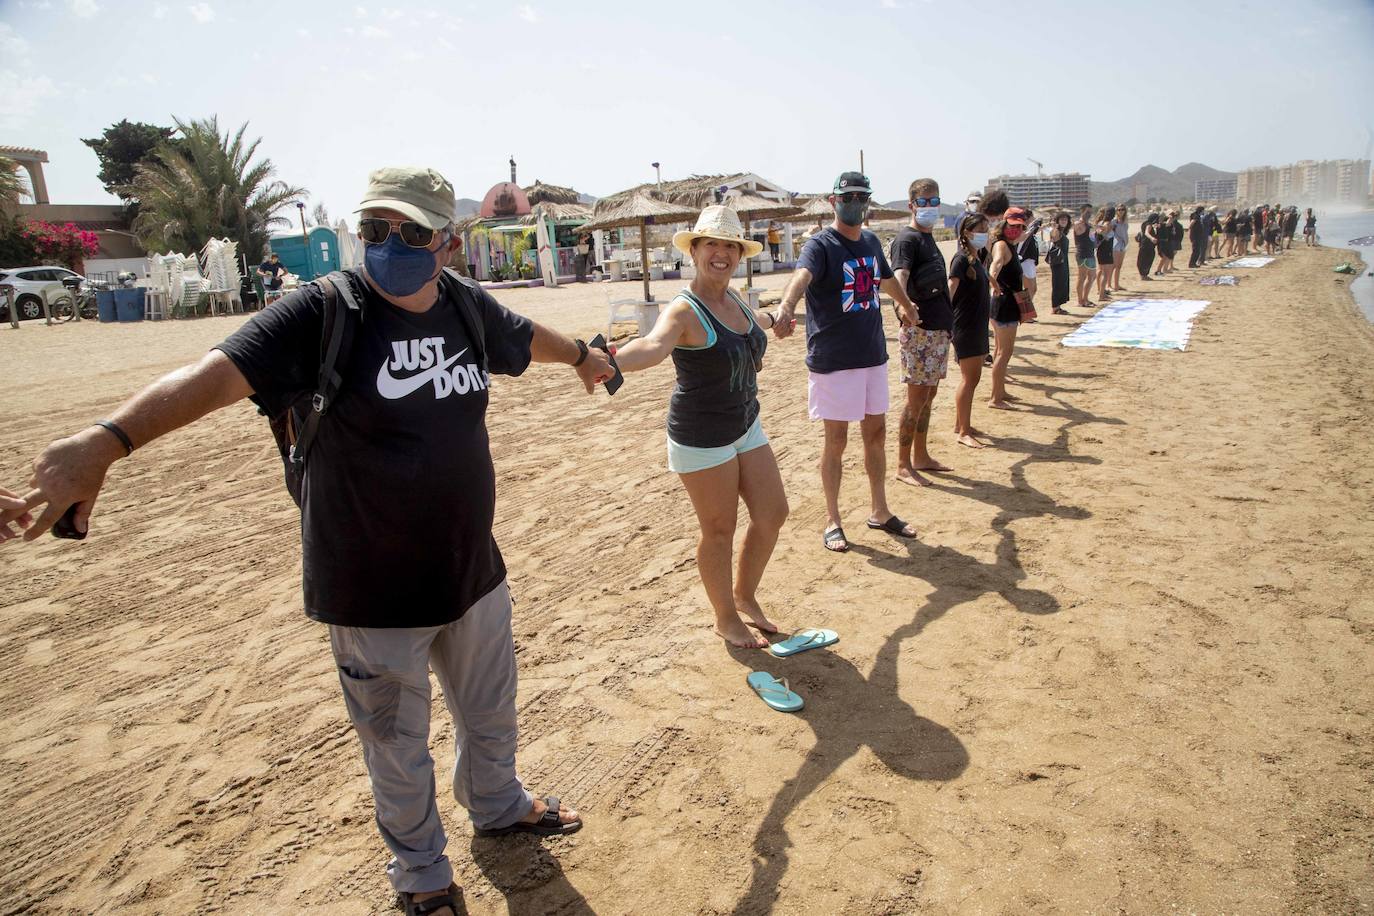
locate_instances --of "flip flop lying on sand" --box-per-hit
[769,628,839,658]
[747,672,803,712]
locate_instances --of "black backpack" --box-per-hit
[260,267,487,506]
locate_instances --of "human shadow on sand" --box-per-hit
[466,832,593,915]
[728,372,1118,914]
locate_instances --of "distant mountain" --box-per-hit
[454,197,481,218]
[578,192,597,205]
[1091,163,1237,204]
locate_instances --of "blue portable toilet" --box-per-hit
[268,226,340,281]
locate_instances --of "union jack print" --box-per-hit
[841,256,879,312]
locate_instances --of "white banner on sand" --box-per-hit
[1225,257,1276,268]
[1061,298,1212,351]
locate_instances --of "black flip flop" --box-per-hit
[823,526,849,552]
[398,883,463,916]
[867,515,917,539]
[474,797,582,838]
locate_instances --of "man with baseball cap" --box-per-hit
[774,171,922,552]
[0,166,613,916]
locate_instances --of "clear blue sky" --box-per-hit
[3,0,1372,218]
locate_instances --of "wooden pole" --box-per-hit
[3,286,16,329]
[744,214,753,289]
[640,218,651,303]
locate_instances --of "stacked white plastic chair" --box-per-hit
[199,238,243,315]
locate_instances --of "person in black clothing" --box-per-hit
[1187,207,1208,268]
[890,177,955,486]
[948,212,991,449]
[1136,212,1159,280]
[1236,207,1253,255]
[986,213,1026,411]
[1222,209,1238,258]
[257,253,287,303]
[1048,211,1073,313]
[1304,208,1317,246]
[1094,207,1115,301]
[1283,207,1299,249]
[1072,205,1098,307]
[1,166,614,915]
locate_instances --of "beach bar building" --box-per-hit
[457,159,593,284]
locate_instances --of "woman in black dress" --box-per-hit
[1222,209,1237,258]
[1136,212,1159,280]
[985,214,1025,411]
[1048,211,1072,313]
[948,212,991,449]
[1094,208,1115,301]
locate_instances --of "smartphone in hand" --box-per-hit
[587,333,624,395]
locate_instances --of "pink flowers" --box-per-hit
[19,220,101,271]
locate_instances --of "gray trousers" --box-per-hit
[328,579,533,893]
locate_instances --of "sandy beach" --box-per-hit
[1,243,1371,914]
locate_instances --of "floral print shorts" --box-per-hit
[898,326,951,386]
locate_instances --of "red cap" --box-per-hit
[1004,207,1029,226]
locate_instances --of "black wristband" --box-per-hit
[95,420,134,456]
[573,338,589,367]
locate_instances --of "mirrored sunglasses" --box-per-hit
[912,196,941,207]
[359,217,441,249]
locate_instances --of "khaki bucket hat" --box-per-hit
[672,204,765,258]
[355,166,456,230]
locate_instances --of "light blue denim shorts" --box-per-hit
[667,416,768,474]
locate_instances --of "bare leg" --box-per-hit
[820,419,848,548]
[860,412,913,535]
[734,444,788,633]
[953,355,986,447]
[678,459,767,649]
[988,322,1018,408]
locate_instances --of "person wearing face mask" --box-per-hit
[947,212,991,448]
[613,206,787,649]
[985,213,1027,411]
[889,177,954,487]
[773,171,922,553]
[0,166,615,916]
[1047,211,1073,314]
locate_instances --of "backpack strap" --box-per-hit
[439,267,488,374]
[290,270,362,467]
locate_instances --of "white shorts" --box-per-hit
[807,364,889,422]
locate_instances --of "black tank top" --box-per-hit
[667,289,767,448]
[1075,224,1095,258]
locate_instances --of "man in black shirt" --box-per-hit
[1,166,613,916]
[889,177,954,487]
[257,252,287,302]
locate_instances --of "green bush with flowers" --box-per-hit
[19,221,101,274]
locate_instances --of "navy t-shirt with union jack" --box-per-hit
[797,227,893,373]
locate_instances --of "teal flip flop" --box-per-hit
[769,628,839,658]
[747,671,804,713]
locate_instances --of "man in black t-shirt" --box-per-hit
[1,166,614,916]
[774,171,922,552]
[889,177,954,488]
[257,253,287,302]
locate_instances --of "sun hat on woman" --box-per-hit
[673,205,765,258]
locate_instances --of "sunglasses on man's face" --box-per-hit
[359,217,443,249]
[912,196,941,207]
[836,193,871,204]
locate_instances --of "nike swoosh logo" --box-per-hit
[376,349,466,399]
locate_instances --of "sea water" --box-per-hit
[1314,210,1374,322]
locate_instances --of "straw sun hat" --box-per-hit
[672,205,765,258]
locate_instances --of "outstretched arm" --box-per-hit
[772,267,812,338]
[878,276,919,328]
[528,321,614,393]
[613,299,693,373]
[2,350,254,542]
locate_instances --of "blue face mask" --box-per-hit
[914,207,940,228]
[836,199,869,227]
[969,232,989,250]
[364,232,444,297]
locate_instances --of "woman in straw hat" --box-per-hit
[614,205,788,649]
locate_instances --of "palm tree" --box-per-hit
[0,157,31,214]
[129,116,304,260]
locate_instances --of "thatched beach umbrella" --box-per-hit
[524,181,582,206]
[580,193,700,302]
[725,193,801,288]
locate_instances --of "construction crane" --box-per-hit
[1027,157,1044,177]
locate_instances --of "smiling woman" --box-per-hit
[612,205,790,650]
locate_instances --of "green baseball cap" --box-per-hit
[355,166,455,230]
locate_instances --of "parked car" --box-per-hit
[0,266,87,321]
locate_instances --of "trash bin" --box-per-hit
[96,290,118,322]
[114,288,146,322]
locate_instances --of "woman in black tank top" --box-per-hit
[985,215,1026,411]
[614,206,789,650]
